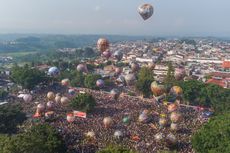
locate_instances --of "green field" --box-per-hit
[0,51,37,58]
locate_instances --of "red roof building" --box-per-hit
[222,61,230,69]
[206,79,227,88]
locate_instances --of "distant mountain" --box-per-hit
[0,34,157,53]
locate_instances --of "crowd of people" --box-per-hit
[15,85,206,153]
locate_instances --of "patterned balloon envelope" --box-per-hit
[138,4,154,20]
[114,50,123,61]
[150,81,165,97]
[97,38,109,53]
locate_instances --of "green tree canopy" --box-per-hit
[70,93,96,112]
[0,104,26,134]
[192,113,230,153]
[84,74,102,89]
[10,64,46,90]
[135,67,154,97]
[97,145,137,153]
[0,124,67,153]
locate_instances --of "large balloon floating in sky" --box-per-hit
[96,79,105,88]
[102,50,111,60]
[110,88,120,100]
[150,81,165,97]
[77,64,88,73]
[97,38,109,53]
[48,67,59,76]
[138,4,154,20]
[114,50,123,61]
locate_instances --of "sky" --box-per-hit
[0,0,229,36]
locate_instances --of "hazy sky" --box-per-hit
[0,0,229,36]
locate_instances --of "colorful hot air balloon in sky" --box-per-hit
[23,94,32,102]
[151,81,165,97]
[103,117,113,128]
[77,64,88,73]
[48,67,59,76]
[110,88,120,100]
[47,92,55,101]
[138,4,154,20]
[114,50,123,61]
[96,79,104,88]
[97,38,109,53]
[102,50,111,59]
[171,86,183,96]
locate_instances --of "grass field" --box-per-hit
[0,51,37,58]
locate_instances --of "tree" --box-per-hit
[164,62,175,92]
[1,124,67,153]
[70,71,85,87]
[84,74,102,89]
[192,113,230,153]
[70,93,96,112]
[97,145,136,153]
[135,67,154,97]
[0,89,8,100]
[10,64,46,90]
[0,104,26,134]
[205,84,230,114]
[180,80,210,106]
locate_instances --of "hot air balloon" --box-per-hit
[47,101,54,110]
[155,133,164,142]
[131,62,139,72]
[159,117,168,127]
[45,111,54,120]
[138,4,154,20]
[86,131,95,139]
[68,89,76,96]
[61,97,69,106]
[48,67,59,76]
[166,134,177,147]
[67,113,75,123]
[170,112,182,123]
[116,75,126,84]
[115,67,122,75]
[97,38,109,53]
[125,74,136,86]
[37,103,45,113]
[114,130,123,139]
[114,50,123,61]
[96,79,104,88]
[170,86,183,96]
[47,92,55,101]
[167,103,178,112]
[110,88,120,100]
[102,50,111,59]
[138,111,148,123]
[55,95,62,103]
[151,81,165,97]
[122,116,130,124]
[77,64,88,73]
[61,79,70,86]
[170,123,178,131]
[175,67,186,80]
[23,94,32,102]
[103,117,113,128]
